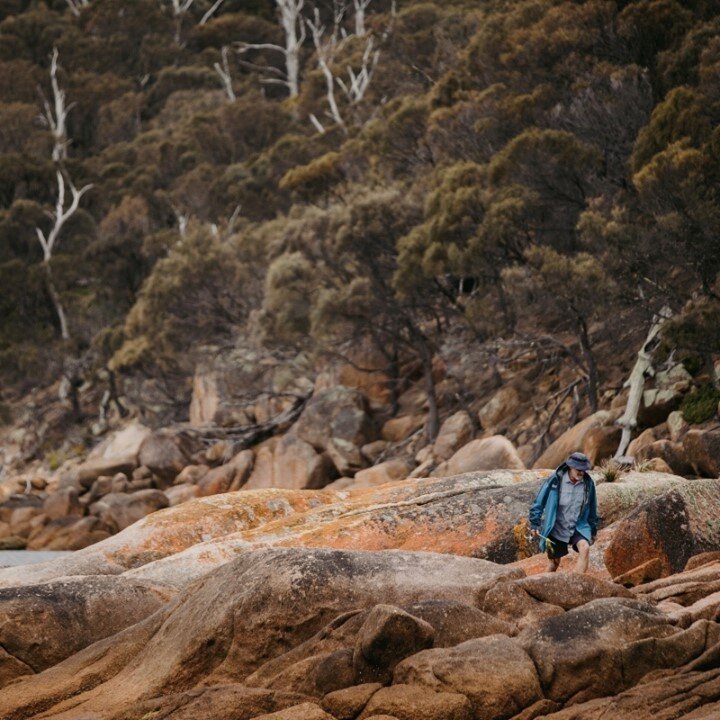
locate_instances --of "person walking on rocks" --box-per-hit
[529,451,598,574]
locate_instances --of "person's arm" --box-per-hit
[529,477,552,530]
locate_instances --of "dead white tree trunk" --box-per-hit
[214,46,236,101]
[39,48,73,162]
[307,7,346,130]
[614,305,673,460]
[35,172,93,340]
[237,0,306,98]
[352,0,371,35]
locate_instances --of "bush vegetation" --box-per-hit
[0,0,718,420]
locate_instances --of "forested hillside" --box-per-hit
[1,0,719,440]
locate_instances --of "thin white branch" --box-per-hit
[237,41,288,54]
[309,112,326,134]
[36,172,93,261]
[260,78,293,87]
[35,171,93,341]
[307,8,345,130]
[200,0,225,24]
[226,204,241,236]
[38,48,72,162]
[238,0,305,97]
[237,58,288,79]
[337,35,380,104]
[170,0,195,15]
[213,46,236,101]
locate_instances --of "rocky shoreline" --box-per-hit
[0,470,718,719]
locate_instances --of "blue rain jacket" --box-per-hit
[528,463,599,551]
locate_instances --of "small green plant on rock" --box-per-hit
[681,383,720,424]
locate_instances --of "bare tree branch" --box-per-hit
[307,6,346,130]
[213,45,236,101]
[35,172,93,340]
[200,0,225,24]
[38,48,73,162]
[236,0,306,97]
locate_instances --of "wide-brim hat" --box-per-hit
[566,451,592,471]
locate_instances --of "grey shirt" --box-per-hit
[551,471,585,542]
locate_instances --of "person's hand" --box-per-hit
[530,528,539,538]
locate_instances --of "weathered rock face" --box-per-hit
[515,573,634,610]
[433,436,525,476]
[316,342,392,409]
[348,459,413,488]
[89,489,170,533]
[43,486,82,520]
[521,598,719,705]
[358,684,473,720]
[353,605,435,684]
[478,386,522,434]
[604,480,720,580]
[243,439,278,490]
[189,368,221,425]
[138,430,203,484]
[0,548,521,718]
[0,471,696,594]
[582,425,622,464]
[393,634,543,719]
[165,483,201,506]
[637,364,692,426]
[87,422,153,463]
[535,666,720,719]
[59,456,137,492]
[381,415,423,443]
[107,686,313,720]
[633,560,720,627]
[0,488,350,588]
[188,353,312,428]
[433,412,474,462]
[683,427,720,477]
[273,435,337,490]
[0,474,719,720]
[636,438,694,476]
[627,426,660,457]
[326,437,366,476]
[667,410,690,443]
[293,387,374,453]
[0,575,172,689]
[197,449,254,496]
[26,515,113,550]
[533,411,612,470]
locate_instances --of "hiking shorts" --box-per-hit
[546,530,587,560]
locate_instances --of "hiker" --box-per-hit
[529,451,599,574]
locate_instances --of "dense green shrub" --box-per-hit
[681,383,720,424]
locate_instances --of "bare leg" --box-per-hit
[546,555,561,573]
[573,539,590,574]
